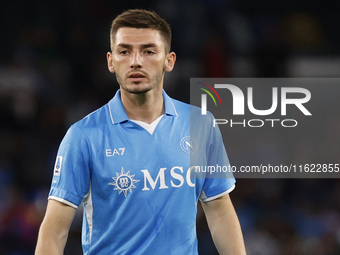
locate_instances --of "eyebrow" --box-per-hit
[116,43,158,49]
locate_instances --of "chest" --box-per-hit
[87,119,206,200]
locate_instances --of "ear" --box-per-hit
[107,52,115,73]
[164,52,176,72]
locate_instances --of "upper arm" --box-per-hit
[40,199,77,237]
[35,199,77,255]
[201,193,233,219]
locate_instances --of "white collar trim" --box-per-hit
[130,114,164,135]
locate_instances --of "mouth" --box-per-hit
[128,72,146,82]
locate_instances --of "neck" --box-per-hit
[120,87,164,124]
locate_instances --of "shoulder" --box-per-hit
[170,98,209,117]
[72,103,109,130]
[172,98,214,122]
[171,98,190,112]
[62,103,110,143]
[169,97,215,139]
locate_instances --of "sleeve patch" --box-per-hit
[52,156,63,184]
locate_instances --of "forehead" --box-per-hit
[113,27,165,48]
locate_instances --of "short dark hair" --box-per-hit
[110,9,172,52]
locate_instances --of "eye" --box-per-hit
[145,50,156,55]
[119,50,129,55]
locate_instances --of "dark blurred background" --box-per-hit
[0,0,339,254]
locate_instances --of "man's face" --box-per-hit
[107,27,175,94]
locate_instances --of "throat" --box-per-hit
[121,89,165,124]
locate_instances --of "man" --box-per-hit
[35,9,246,255]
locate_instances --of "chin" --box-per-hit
[122,85,153,94]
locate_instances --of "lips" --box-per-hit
[128,72,145,78]
[127,72,147,83]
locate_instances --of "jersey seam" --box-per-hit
[72,124,94,173]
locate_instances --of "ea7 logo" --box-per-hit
[106,148,126,156]
[201,84,312,116]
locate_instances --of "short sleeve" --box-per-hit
[199,112,236,202]
[48,125,91,208]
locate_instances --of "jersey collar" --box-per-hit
[108,89,178,125]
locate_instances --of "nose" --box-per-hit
[130,52,142,68]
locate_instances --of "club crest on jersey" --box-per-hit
[109,167,140,197]
[180,136,198,154]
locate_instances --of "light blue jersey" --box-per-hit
[49,90,235,255]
